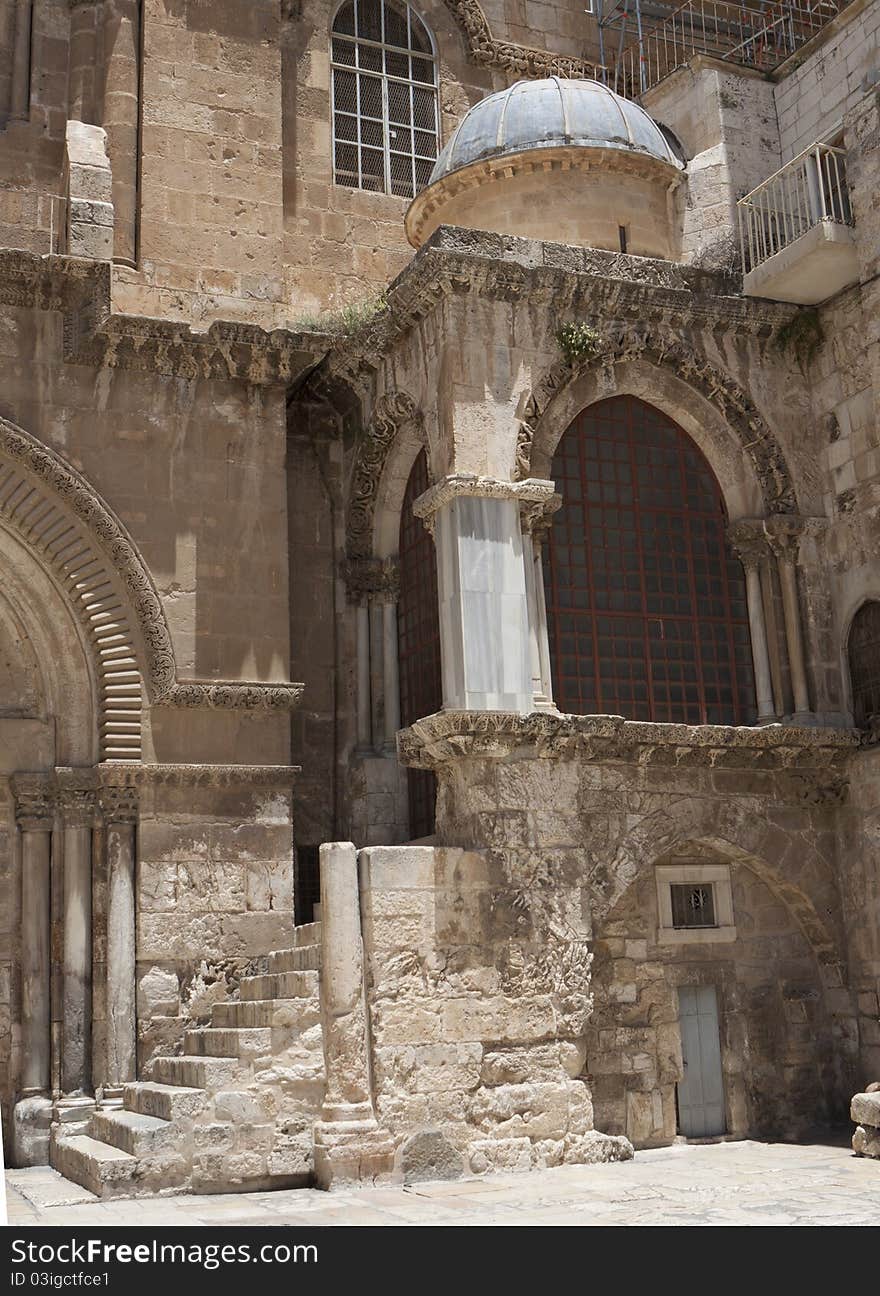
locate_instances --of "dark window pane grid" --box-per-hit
[544,395,755,726]
[397,448,441,838]
[331,0,438,198]
[848,601,880,728]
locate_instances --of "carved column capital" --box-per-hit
[764,514,805,562]
[727,519,772,570]
[98,784,138,824]
[520,491,562,538]
[11,774,55,830]
[343,556,400,605]
[56,768,98,826]
[412,474,558,531]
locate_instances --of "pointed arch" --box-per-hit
[0,417,177,759]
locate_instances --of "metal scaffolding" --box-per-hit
[595,0,844,98]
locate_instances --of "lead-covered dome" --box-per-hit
[430,77,680,184]
[405,77,683,257]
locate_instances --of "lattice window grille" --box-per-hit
[331,0,439,199]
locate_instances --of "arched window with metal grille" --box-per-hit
[397,448,441,837]
[848,601,880,729]
[331,0,439,198]
[543,395,756,725]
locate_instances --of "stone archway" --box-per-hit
[588,833,852,1149]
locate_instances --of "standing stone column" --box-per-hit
[57,772,97,1096]
[100,0,140,265]
[100,782,138,1092]
[10,773,54,1165]
[9,0,33,120]
[313,842,394,1188]
[729,521,776,724]
[412,476,558,714]
[766,517,812,722]
[521,496,560,711]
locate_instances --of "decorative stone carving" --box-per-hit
[727,519,772,569]
[153,681,304,710]
[517,326,797,514]
[56,769,98,827]
[11,773,55,829]
[97,784,139,824]
[440,0,603,79]
[342,556,400,605]
[347,391,425,561]
[397,709,857,772]
[412,474,558,535]
[96,762,301,788]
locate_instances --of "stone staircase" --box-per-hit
[50,922,325,1199]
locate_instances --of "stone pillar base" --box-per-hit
[12,1096,53,1167]
[313,1119,396,1190]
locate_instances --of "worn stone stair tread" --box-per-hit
[90,1109,172,1155]
[59,1134,135,1163]
[241,970,319,1000]
[123,1081,207,1121]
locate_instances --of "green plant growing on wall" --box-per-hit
[292,292,388,337]
[556,322,603,366]
[773,308,824,372]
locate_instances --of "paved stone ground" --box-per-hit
[4,1139,876,1227]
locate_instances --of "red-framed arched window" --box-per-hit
[848,600,880,728]
[397,448,441,836]
[543,395,755,725]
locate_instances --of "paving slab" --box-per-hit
[4,1140,876,1227]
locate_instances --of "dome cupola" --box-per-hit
[405,77,683,257]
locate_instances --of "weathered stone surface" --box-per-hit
[399,1130,465,1183]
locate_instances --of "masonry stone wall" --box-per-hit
[774,0,880,161]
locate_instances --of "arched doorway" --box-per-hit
[847,600,880,729]
[397,448,441,838]
[543,395,755,724]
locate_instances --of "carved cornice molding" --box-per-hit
[97,762,301,788]
[0,250,327,387]
[411,474,558,533]
[347,389,426,562]
[152,681,304,710]
[440,0,603,79]
[98,783,139,823]
[397,709,859,771]
[320,229,797,398]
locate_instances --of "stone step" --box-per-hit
[183,1026,272,1058]
[123,1081,209,1123]
[293,921,321,948]
[241,970,319,1000]
[148,1054,248,1090]
[89,1109,176,1157]
[268,946,321,974]
[212,997,319,1029]
[51,1134,136,1200]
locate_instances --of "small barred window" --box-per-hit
[331,0,439,199]
[848,600,880,728]
[671,884,717,930]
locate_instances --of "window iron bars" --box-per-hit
[331,0,439,199]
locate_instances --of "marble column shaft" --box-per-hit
[318,841,374,1123]
[102,786,138,1088]
[59,783,96,1096]
[12,775,54,1097]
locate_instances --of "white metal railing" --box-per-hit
[736,142,853,275]
[613,0,842,97]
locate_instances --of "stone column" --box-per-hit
[355,601,371,749]
[728,521,776,724]
[57,772,97,1096]
[413,476,557,714]
[521,497,560,711]
[100,782,138,1092]
[11,775,54,1095]
[313,841,393,1188]
[100,0,140,265]
[68,0,101,124]
[10,773,54,1166]
[9,0,32,120]
[766,517,812,722]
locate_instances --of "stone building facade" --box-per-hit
[0,0,879,1194]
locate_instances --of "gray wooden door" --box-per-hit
[677,985,726,1138]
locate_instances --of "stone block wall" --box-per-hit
[135,775,296,1071]
[774,0,880,162]
[359,844,629,1175]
